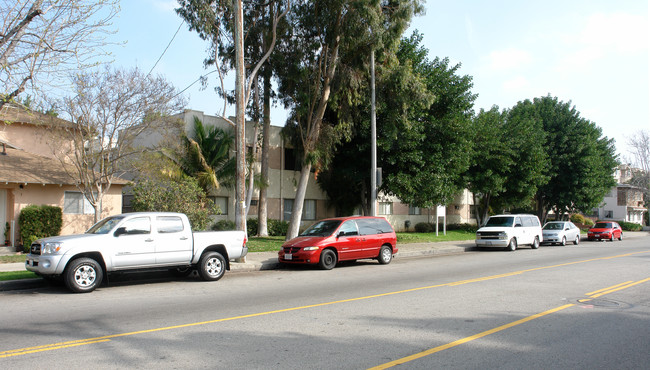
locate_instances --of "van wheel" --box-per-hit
[531,236,540,249]
[65,257,103,293]
[506,238,517,251]
[198,252,226,281]
[378,245,393,265]
[319,249,337,270]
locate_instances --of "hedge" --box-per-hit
[18,205,62,252]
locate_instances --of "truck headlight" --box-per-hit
[498,232,507,240]
[42,242,62,254]
[303,247,318,251]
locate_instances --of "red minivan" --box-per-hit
[278,216,398,270]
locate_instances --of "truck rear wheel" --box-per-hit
[65,257,103,293]
[198,251,226,281]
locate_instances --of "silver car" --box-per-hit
[541,221,580,246]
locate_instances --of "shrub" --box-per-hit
[212,219,235,231]
[414,222,433,233]
[131,176,217,231]
[582,218,594,227]
[570,214,586,225]
[18,205,63,252]
[268,219,289,237]
[246,218,258,236]
[447,223,478,233]
[617,221,642,231]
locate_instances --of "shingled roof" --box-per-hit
[0,146,129,186]
[0,102,74,129]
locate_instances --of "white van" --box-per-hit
[475,214,543,251]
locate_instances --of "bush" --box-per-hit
[212,219,235,231]
[131,177,217,231]
[268,219,289,237]
[18,205,62,252]
[582,218,594,227]
[617,221,643,231]
[414,222,433,233]
[570,214,586,225]
[447,223,478,233]
[246,218,258,236]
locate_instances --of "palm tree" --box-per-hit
[168,116,236,193]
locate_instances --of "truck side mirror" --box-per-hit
[114,227,127,237]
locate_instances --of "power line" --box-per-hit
[147,20,184,77]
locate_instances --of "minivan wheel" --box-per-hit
[506,238,517,251]
[531,236,540,249]
[378,245,393,265]
[319,249,337,270]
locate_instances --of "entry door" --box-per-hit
[0,190,6,243]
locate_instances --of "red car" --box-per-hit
[587,221,623,241]
[278,216,397,270]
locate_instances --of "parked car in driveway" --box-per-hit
[541,221,581,246]
[475,214,543,251]
[278,216,397,270]
[587,221,623,241]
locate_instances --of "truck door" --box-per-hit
[154,215,193,264]
[112,216,156,268]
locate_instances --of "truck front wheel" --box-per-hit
[198,251,226,281]
[65,257,103,293]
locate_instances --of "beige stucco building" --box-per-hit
[1,103,126,248]
[134,109,476,232]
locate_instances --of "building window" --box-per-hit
[378,202,393,215]
[284,199,316,221]
[209,196,228,215]
[284,148,300,171]
[605,210,613,218]
[63,191,94,215]
[409,205,421,215]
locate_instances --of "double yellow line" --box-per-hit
[370,277,650,369]
[2,251,649,360]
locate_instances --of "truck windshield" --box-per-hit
[300,220,342,237]
[86,216,126,234]
[485,217,514,227]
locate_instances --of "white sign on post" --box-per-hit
[436,205,446,236]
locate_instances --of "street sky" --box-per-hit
[108,0,649,159]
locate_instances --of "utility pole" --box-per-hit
[370,49,377,216]
[234,0,246,233]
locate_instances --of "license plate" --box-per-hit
[285,254,292,260]
[485,241,492,245]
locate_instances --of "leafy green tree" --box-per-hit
[131,176,217,231]
[522,96,618,222]
[465,104,548,226]
[318,31,475,214]
[276,1,423,239]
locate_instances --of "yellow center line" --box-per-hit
[2,250,649,359]
[586,281,633,296]
[369,277,650,369]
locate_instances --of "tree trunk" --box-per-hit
[285,161,312,240]
[257,72,271,237]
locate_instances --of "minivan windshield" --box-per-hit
[300,220,342,237]
[485,216,514,227]
[86,215,125,234]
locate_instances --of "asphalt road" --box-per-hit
[1,238,649,369]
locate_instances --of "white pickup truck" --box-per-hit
[25,212,247,293]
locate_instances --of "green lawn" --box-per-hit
[0,254,26,264]
[246,230,477,252]
[0,271,38,282]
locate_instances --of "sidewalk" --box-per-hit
[0,240,476,273]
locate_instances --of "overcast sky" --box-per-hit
[108,0,649,158]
